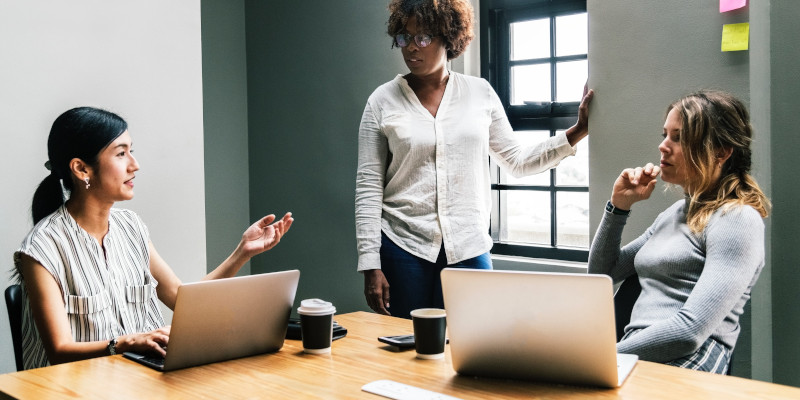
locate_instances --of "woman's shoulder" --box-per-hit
[449,72,497,101]
[711,203,764,226]
[368,75,406,99]
[22,207,70,242]
[15,207,71,272]
[698,204,765,252]
[450,71,487,86]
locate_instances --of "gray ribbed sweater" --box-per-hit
[588,198,765,362]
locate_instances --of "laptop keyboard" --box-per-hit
[141,354,166,368]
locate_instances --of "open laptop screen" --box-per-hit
[124,269,299,371]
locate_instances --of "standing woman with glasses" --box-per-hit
[14,107,293,369]
[356,0,594,318]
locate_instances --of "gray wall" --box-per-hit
[201,0,252,275]
[762,0,800,387]
[243,0,406,316]
[0,0,206,374]
[749,0,774,383]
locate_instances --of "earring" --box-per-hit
[84,177,90,189]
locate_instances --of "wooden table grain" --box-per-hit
[1,311,798,399]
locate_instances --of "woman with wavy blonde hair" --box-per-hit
[589,90,769,374]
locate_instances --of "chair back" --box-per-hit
[613,275,641,342]
[5,284,24,371]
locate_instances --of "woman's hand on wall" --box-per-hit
[566,86,595,147]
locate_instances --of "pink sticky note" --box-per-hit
[720,0,747,13]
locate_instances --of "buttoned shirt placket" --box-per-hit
[434,80,455,264]
[100,226,135,337]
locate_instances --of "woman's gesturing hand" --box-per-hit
[239,212,294,258]
[611,163,661,210]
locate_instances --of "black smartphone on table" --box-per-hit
[378,334,416,349]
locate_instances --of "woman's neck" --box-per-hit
[406,67,449,90]
[65,195,112,242]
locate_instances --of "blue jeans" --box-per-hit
[379,233,492,319]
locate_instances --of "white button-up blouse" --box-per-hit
[356,72,576,271]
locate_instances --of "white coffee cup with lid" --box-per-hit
[297,299,336,354]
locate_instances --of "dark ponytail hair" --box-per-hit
[32,107,128,224]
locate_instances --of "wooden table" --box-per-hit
[1,311,798,399]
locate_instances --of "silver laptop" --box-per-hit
[441,268,638,388]
[124,269,299,371]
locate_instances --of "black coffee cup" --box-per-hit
[410,308,447,359]
[298,299,336,354]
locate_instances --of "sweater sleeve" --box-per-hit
[355,100,388,272]
[588,208,655,284]
[616,206,765,361]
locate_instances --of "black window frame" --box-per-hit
[481,0,589,262]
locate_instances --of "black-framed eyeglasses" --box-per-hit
[394,33,436,48]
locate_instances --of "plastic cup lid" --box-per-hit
[298,298,336,316]
[410,308,446,318]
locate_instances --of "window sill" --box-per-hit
[490,254,587,274]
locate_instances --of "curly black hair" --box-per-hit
[387,0,474,60]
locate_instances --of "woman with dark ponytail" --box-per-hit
[14,107,293,369]
[588,91,769,374]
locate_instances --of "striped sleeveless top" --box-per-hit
[13,205,165,370]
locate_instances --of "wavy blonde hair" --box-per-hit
[668,91,770,233]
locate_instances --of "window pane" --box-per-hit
[556,192,589,248]
[504,130,551,186]
[555,60,587,102]
[504,191,550,245]
[511,64,550,105]
[510,18,550,61]
[555,130,588,186]
[555,13,587,57]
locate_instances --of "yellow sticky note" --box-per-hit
[721,22,749,52]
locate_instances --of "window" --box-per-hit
[481,0,588,262]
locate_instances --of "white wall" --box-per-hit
[0,0,206,373]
